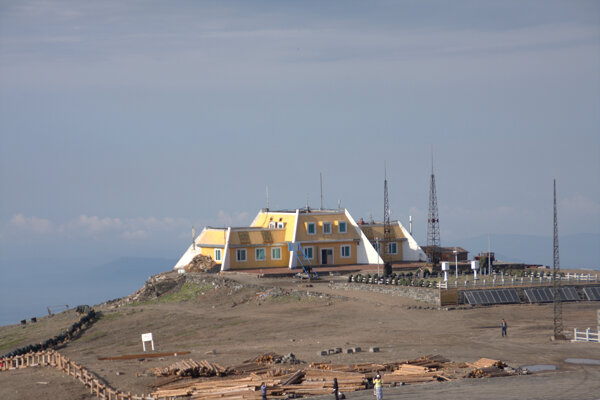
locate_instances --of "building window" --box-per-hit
[303,246,314,259]
[255,248,266,261]
[387,242,398,254]
[214,249,222,262]
[271,247,281,260]
[277,222,285,228]
[338,221,347,233]
[269,222,276,228]
[236,249,247,262]
[323,222,332,234]
[341,245,351,258]
[307,222,316,235]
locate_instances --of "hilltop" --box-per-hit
[1,269,599,399]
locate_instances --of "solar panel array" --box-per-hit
[463,289,520,305]
[524,287,581,303]
[583,287,600,301]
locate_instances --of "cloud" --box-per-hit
[8,213,53,234]
[59,215,123,236]
[2,213,191,241]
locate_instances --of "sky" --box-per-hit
[1,0,599,266]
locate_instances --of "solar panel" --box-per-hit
[525,288,554,303]
[523,287,581,303]
[463,289,521,305]
[583,287,600,301]
[464,292,476,305]
[560,287,580,301]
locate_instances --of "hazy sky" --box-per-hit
[1,0,599,261]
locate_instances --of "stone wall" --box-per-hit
[330,281,440,305]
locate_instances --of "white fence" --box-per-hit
[571,328,600,343]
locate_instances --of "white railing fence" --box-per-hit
[571,328,600,343]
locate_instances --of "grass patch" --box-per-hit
[0,333,25,353]
[156,282,214,303]
[99,312,123,321]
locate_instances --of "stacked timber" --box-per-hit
[467,358,510,378]
[150,359,232,378]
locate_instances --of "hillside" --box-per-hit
[1,270,599,400]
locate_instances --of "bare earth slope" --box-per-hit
[1,270,599,399]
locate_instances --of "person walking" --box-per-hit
[373,373,383,400]
[260,382,267,400]
[501,318,508,337]
[333,377,339,400]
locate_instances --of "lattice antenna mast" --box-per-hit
[553,179,565,340]
[427,152,441,248]
[383,163,392,261]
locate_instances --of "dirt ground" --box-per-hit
[1,270,599,400]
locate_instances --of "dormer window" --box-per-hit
[307,222,316,235]
[338,221,347,233]
[323,222,332,234]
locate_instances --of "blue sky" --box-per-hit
[1,0,599,263]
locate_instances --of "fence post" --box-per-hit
[586,328,590,341]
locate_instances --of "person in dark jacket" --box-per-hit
[501,319,508,337]
[333,377,339,400]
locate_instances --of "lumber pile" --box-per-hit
[151,354,464,399]
[467,358,510,378]
[150,359,232,378]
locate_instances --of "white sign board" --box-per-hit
[141,332,154,351]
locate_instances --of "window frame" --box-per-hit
[307,222,316,235]
[236,248,247,262]
[338,221,347,233]
[303,246,314,260]
[255,247,266,261]
[323,222,332,234]
[271,247,282,260]
[387,242,398,254]
[341,244,351,258]
[214,248,222,262]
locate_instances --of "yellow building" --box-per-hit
[174,208,424,272]
[357,221,427,263]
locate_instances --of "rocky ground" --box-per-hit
[1,269,599,399]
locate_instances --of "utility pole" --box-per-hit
[553,179,566,340]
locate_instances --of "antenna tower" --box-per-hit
[383,164,392,261]
[552,179,565,340]
[320,173,324,210]
[427,152,441,262]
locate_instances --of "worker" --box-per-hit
[373,373,383,400]
[501,319,508,337]
[333,377,339,400]
[260,382,267,400]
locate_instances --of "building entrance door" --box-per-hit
[321,248,333,265]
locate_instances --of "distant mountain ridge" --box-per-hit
[451,233,599,270]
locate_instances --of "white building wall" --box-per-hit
[173,243,202,270]
[397,222,427,262]
[345,209,383,264]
